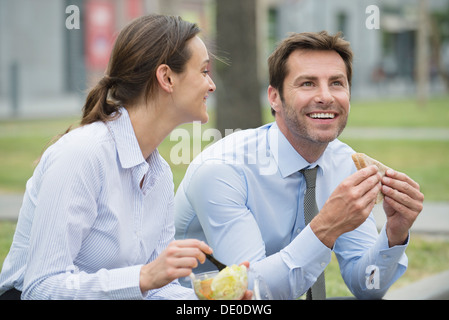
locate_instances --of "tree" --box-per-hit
[215,0,262,136]
[416,0,430,107]
[430,5,449,92]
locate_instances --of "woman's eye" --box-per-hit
[202,70,210,76]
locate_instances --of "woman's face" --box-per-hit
[171,36,216,124]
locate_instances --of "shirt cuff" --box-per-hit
[280,224,332,280]
[375,224,409,268]
[108,264,146,300]
[146,281,198,300]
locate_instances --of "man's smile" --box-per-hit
[307,112,336,119]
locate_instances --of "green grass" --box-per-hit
[347,96,449,128]
[0,221,17,269]
[0,117,79,192]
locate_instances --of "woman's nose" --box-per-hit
[208,76,216,92]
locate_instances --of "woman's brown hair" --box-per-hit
[268,31,353,115]
[81,14,200,125]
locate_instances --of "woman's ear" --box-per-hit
[156,64,174,93]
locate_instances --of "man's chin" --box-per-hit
[309,128,346,144]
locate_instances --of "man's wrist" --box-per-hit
[386,228,409,247]
[309,215,339,249]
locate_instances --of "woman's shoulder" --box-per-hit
[39,122,115,170]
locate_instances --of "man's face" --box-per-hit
[270,49,350,148]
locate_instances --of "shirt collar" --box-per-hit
[107,107,147,169]
[268,121,328,178]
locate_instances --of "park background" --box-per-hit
[0,0,448,298]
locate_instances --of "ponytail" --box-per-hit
[81,76,121,126]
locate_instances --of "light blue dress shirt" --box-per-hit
[174,122,408,299]
[0,108,195,300]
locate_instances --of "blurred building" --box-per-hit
[0,0,214,118]
[0,0,448,118]
[266,0,449,98]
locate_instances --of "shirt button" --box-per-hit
[382,254,388,259]
[320,262,326,267]
[296,228,301,234]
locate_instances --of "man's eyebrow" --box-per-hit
[293,74,347,83]
[329,73,347,81]
[293,75,318,83]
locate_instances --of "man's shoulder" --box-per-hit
[192,123,272,163]
[182,124,272,187]
[322,139,357,168]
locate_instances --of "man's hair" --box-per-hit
[268,31,353,114]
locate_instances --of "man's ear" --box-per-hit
[267,85,281,113]
[156,64,174,93]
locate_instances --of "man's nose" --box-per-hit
[314,86,335,105]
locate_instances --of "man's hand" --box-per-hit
[381,169,424,247]
[311,165,381,248]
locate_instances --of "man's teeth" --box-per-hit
[309,113,335,119]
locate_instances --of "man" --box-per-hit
[174,31,424,299]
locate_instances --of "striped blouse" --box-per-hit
[0,107,195,299]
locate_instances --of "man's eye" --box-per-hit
[301,82,313,87]
[332,81,343,86]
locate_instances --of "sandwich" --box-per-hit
[351,153,390,204]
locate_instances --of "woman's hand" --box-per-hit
[139,239,212,292]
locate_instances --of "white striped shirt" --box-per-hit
[0,108,195,299]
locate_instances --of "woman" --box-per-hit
[0,14,241,300]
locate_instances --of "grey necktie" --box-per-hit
[301,166,326,300]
